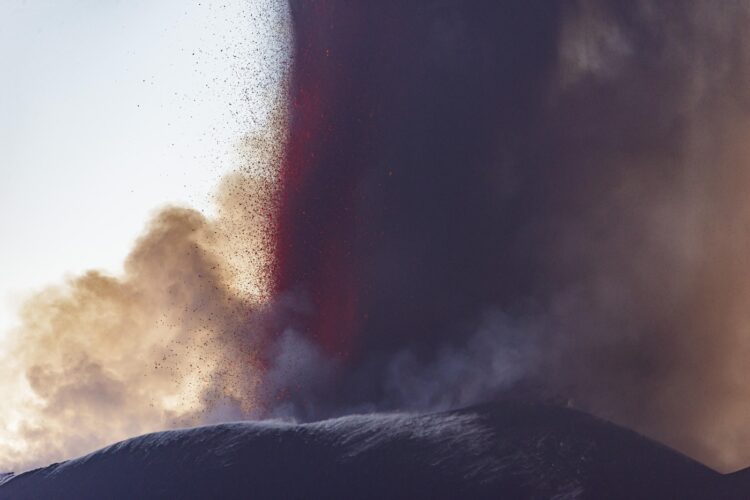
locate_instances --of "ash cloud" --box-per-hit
[0,175,269,472]
[275,0,750,472]
[0,100,296,471]
[0,0,297,473]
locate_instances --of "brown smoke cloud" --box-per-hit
[0,104,287,472]
[0,0,295,473]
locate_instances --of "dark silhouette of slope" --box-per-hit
[1,400,745,499]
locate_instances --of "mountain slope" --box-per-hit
[0,400,746,499]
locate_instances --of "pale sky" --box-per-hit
[0,0,289,338]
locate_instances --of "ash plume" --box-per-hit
[274,0,750,472]
[0,174,269,471]
[0,95,296,471]
[0,0,296,473]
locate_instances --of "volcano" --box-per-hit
[1,400,747,499]
[6,0,750,495]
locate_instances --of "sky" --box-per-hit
[0,0,286,339]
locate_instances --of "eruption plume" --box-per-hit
[6,0,750,476]
[0,162,279,471]
[0,19,294,468]
[275,0,750,473]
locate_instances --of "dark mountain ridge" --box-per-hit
[2,400,747,499]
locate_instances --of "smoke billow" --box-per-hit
[0,168,274,471]
[0,0,299,473]
[274,0,750,472]
[0,43,309,468]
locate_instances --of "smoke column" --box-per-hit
[274,0,750,472]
